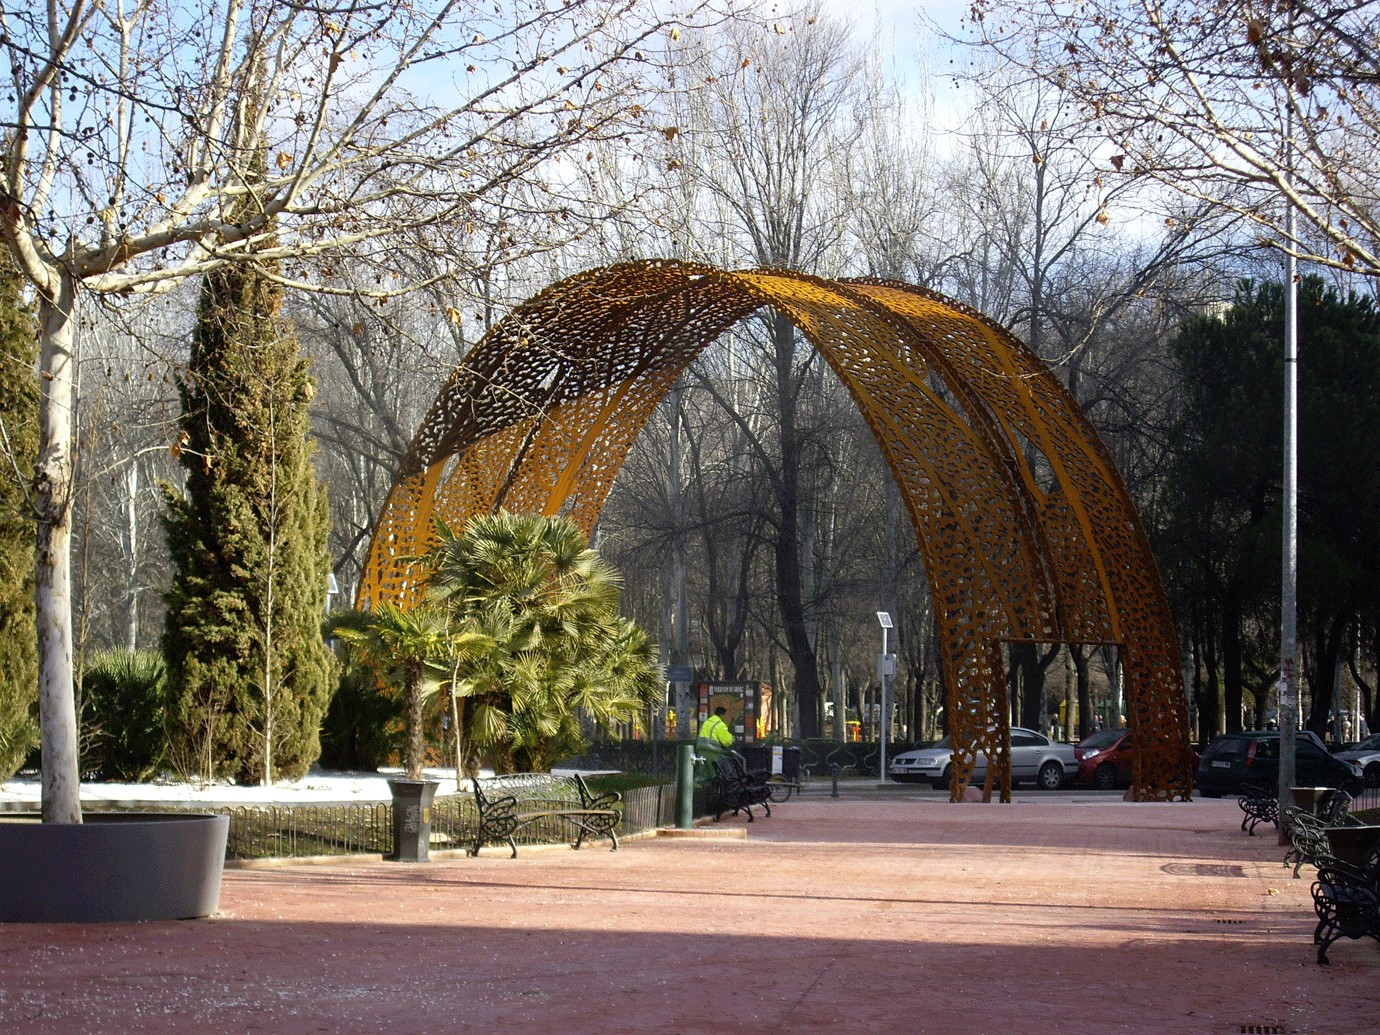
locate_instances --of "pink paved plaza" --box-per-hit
[1,794,1375,1034]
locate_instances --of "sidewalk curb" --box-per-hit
[655,826,747,840]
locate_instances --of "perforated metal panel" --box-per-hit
[358,260,1193,801]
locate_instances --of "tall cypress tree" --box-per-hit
[0,259,39,778]
[162,250,334,784]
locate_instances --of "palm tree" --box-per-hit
[423,512,660,772]
[327,605,489,780]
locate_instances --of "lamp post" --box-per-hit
[1277,42,1299,832]
[877,611,895,782]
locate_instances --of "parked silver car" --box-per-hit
[889,727,1078,790]
[1334,733,1380,786]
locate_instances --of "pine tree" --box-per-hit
[0,259,39,778]
[161,253,334,785]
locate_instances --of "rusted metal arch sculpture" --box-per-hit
[358,259,1194,801]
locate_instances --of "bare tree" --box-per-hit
[962,0,1380,276]
[1,0,704,821]
[662,6,869,737]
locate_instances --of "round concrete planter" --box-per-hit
[0,812,229,923]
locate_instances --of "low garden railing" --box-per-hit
[92,782,677,861]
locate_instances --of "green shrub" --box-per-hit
[81,650,169,781]
[317,658,404,772]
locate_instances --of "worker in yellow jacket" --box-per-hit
[696,706,734,759]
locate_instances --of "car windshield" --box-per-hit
[928,737,951,749]
[1354,734,1380,752]
[1077,730,1122,750]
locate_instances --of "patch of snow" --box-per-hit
[0,765,623,809]
[0,768,473,809]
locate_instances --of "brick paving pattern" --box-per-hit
[1,794,1375,1034]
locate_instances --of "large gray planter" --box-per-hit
[0,812,229,923]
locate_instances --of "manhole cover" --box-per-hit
[1160,862,1247,878]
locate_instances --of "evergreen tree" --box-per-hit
[0,259,39,778]
[162,253,334,785]
[1155,278,1380,737]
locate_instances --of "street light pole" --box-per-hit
[1278,62,1299,835]
[877,611,894,783]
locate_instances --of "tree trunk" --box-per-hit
[1348,641,1375,735]
[1222,583,1243,733]
[36,279,81,824]
[771,313,823,738]
[1071,644,1092,741]
[124,463,139,651]
[1009,642,1060,730]
[1199,615,1221,743]
[1306,612,1346,738]
[1099,645,1122,727]
[404,663,425,781]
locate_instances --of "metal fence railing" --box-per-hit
[1351,782,1380,814]
[622,782,677,831]
[222,803,393,859]
[91,782,678,862]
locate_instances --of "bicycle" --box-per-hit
[765,766,810,803]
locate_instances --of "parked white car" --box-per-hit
[1334,733,1380,787]
[889,727,1078,790]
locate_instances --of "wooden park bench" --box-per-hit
[706,751,774,823]
[1311,859,1380,964]
[1283,790,1356,877]
[1237,782,1279,836]
[469,773,621,859]
[1282,807,1333,878]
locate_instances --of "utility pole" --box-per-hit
[667,385,692,739]
[1278,78,1299,835]
[878,611,895,782]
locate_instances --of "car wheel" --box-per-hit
[1341,777,1363,797]
[1365,762,1380,788]
[932,766,952,792]
[1093,763,1117,791]
[1037,761,1064,791]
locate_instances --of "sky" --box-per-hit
[816,0,973,74]
[809,0,980,137]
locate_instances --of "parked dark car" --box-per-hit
[1073,730,1134,789]
[1195,730,1362,797]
